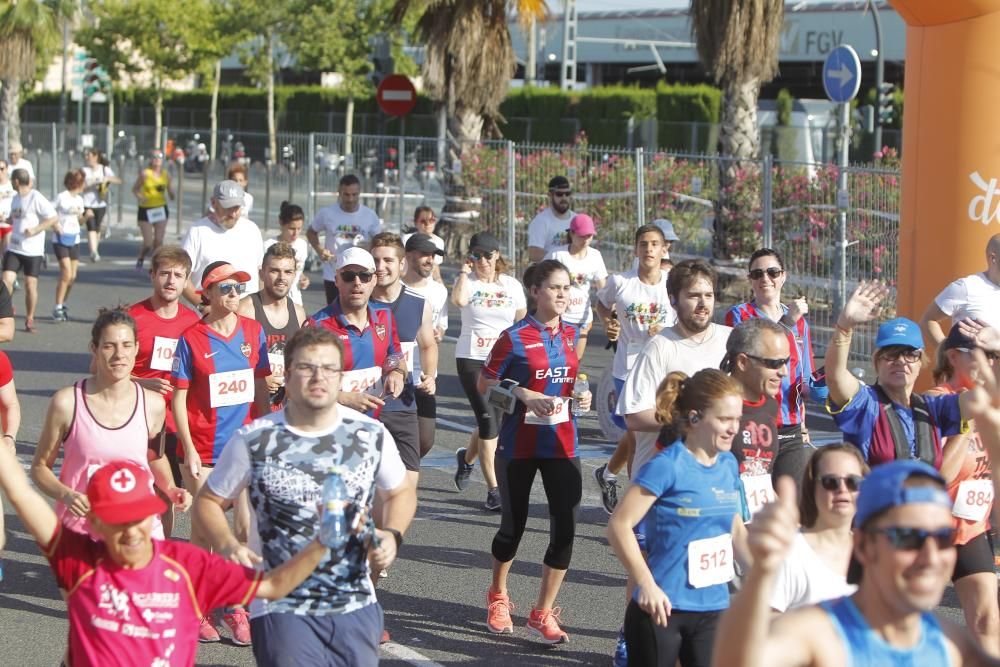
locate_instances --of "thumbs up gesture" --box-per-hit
[747,475,800,573]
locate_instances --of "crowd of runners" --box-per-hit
[0,155,998,667]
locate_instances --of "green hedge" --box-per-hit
[655,82,721,152]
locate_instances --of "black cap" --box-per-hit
[469,231,501,254]
[941,322,979,352]
[548,176,570,190]
[405,233,444,256]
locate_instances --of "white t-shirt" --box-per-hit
[309,203,382,281]
[620,323,732,474]
[527,207,574,254]
[545,245,608,326]
[243,191,254,219]
[53,190,85,246]
[182,215,264,293]
[404,277,449,336]
[8,189,56,257]
[263,236,309,305]
[770,532,857,612]
[596,269,675,379]
[934,272,1000,330]
[402,231,445,266]
[81,164,115,208]
[456,273,526,360]
[11,158,33,183]
[0,182,15,227]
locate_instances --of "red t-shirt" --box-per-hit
[44,525,261,667]
[128,298,200,433]
[0,349,13,387]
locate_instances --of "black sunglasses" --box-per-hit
[748,267,784,280]
[879,347,922,363]
[551,190,572,198]
[869,526,956,551]
[819,474,863,492]
[470,251,495,261]
[746,354,789,370]
[340,270,374,283]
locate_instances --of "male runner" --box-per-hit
[307,174,383,304]
[194,327,416,666]
[128,245,201,534]
[401,233,449,458]
[237,242,306,411]
[527,175,576,263]
[921,233,1000,347]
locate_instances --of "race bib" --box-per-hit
[209,368,254,408]
[471,329,501,359]
[953,479,993,522]
[688,533,735,589]
[340,366,383,395]
[150,336,179,372]
[146,206,167,223]
[268,352,285,379]
[400,341,418,385]
[742,474,775,518]
[524,397,571,426]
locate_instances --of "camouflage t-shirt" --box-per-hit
[206,407,406,618]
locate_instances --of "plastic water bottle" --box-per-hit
[572,373,589,416]
[319,469,350,552]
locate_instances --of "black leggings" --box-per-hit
[624,600,719,667]
[456,357,498,439]
[491,456,582,570]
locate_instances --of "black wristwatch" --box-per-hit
[383,527,403,550]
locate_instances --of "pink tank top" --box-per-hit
[57,380,164,539]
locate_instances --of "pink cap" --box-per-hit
[569,213,596,236]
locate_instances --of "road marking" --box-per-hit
[381,642,446,667]
[436,417,473,433]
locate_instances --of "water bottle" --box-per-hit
[319,468,350,552]
[572,373,589,416]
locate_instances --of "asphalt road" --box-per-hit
[0,231,968,666]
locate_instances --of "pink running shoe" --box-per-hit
[526,606,568,644]
[198,617,221,643]
[222,607,252,646]
[486,590,515,634]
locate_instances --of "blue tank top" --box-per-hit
[378,286,426,412]
[821,597,951,667]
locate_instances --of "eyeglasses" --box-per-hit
[217,282,246,296]
[291,362,343,378]
[746,354,789,370]
[955,347,1000,362]
[879,348,923,364]
[470,251,495,261]
[340,270,374,283]
[869,526,956,551]
[748,267,784,281]
[819,474,863,492]
[551,190,572,198]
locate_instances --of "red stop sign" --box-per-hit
[377,75,418,117]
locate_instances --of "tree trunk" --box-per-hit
[1,79,22,146]
[438,107,485,260]
[154,77,163,150]
[209,60,221,161]
[267,33,276,165]
[712,77,762,261]
[345,95,354,158]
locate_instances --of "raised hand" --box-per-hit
[956,318,1000,353]
[746,476,799,573]
[837,281,890,329]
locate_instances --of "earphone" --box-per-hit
[688,411,701,425]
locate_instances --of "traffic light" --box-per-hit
[877,82,895,125]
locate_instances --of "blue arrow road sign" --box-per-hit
[823,45,862,104]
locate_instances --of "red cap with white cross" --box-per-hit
[86,460,167,526]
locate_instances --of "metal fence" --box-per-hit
[9,121,899,359]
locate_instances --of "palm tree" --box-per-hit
[0,0,64,144]
[691,0,783,259]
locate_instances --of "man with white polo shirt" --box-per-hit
[181,180,264,306]
[307,174,383,304]
[921,233,1000,348]
[527,175,575,263]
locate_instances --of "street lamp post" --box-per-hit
[871,2,885,152]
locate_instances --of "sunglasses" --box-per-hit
[748,267,784,280]
[470,251,495,261]
[340,270,374,283]
[819,474,863,492]
[217,282,246,296]
[955,347,1000,361]
[746,354,789,370]
[869,526,956,551]
[551,190,572,198]
[879,348,922,364]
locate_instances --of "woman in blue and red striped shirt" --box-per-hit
[725,248,828,484]
[477,259,592,645]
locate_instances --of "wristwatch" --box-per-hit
[383,528,403,549]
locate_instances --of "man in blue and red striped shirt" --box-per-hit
[307,247,405,418]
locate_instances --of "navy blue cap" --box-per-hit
[854,460,951,528]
